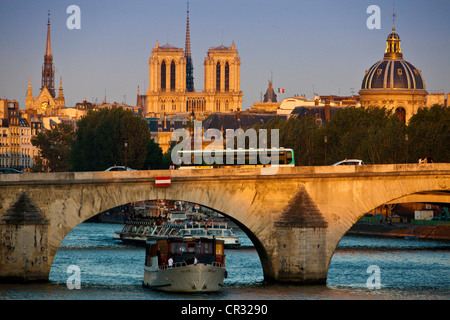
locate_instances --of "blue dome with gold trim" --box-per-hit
[361,27,425,91]
[361,59,425,90]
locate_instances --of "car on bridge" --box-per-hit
[0,168,23,174]
[332,159,365,166]
[105,166,136,171]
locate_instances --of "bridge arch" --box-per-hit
[0,164,449,283]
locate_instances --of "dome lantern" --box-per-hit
[384,27,403,59]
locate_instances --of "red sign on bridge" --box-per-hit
[155,176,171,187]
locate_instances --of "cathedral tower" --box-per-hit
[146,4,242,117]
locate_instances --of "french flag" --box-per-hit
[155,176,171,187]
[278,88,285,93]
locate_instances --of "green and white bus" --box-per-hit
[176,148,295,169]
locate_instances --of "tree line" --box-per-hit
[31,105,449,172]
[253,104,449,166]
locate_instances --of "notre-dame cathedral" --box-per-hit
[145,4,243,117]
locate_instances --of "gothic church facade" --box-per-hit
[25,12,65,116]
[145,5,243,117]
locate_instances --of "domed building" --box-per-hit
[359,27,427,123]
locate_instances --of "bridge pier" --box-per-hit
[0,192,50,282]
[271,186,329,284]
[273,226,328,284]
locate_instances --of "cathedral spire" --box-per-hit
[45,10,52,57]
[58,76,64,98]
[185,1,191,58]
[27,77,33,97]
[185,1,194,92]
[41,10,55,97]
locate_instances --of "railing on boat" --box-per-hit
[158,261,224,270]
[159,262,187,270]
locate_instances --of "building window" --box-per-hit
[170,61,176,91]
[216,62,221,92]
[225,62,230,92]
[377,69,382,75]
[397,69,403,75]
[396,107,406,124]
[161,61,166,91]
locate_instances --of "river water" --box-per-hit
[0,222,448,301]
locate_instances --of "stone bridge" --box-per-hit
[0,163,449,283]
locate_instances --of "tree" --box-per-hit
[143,138,164,169]
[31,123,75,172]
[407,104,450,163]
[71,108,151,171]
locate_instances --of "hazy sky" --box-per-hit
[1,0,449,110]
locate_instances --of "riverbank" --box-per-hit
[347,221,450,241]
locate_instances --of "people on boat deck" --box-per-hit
[168,257,173,267]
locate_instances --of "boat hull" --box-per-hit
[143,264,226,293]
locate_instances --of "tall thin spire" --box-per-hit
[185,1,194,92]
[42,10,55,97]
[45,10,52,57]
[185,1,191,58]
[58,76,64,97]
[27,77,33,97]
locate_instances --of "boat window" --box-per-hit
[201,242,212,254]
[179,230,191,236]
[216,243,224,255]
[223,230,231,236]
[209,230,221,236]
[170,243,188,254]
[191,229,207,235]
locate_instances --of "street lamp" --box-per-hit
[124,140,128,170]
[405,133,408,163]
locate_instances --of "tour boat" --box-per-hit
[114,216,241,248]
[143,236,227,292]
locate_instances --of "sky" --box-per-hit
[0,0,449,110]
